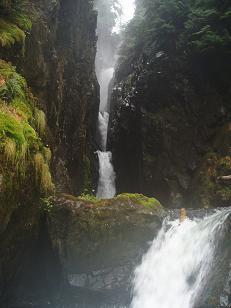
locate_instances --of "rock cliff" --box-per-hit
[108,0,231,208]
[1,0,100,194]
[0,0,99,304]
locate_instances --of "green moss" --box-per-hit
[0,60,54,194]
[34,153,54,193]
[12,13,32,31]
[78,193,99,203]
[0,0,32,51]
[43,147,52,164]
[11,98,33,121]
[0,60,26,101]
[0,18,25,48]
[0,112,26,145]
[116,193,162,209]
[35,108,46,135]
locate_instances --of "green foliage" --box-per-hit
[0,18,25,47]
[117,193,162,209]
[0,0,31,48]
[11,98,33,120]
[78,193,99,203]
[35,108,46,135]
[119,0,231,75]
[0,112,28,150]
[40,197,53,213]
[0,60,54,194]
[0,59,26,101]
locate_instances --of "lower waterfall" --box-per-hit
[96,151,116,199]
[131,207,231,308]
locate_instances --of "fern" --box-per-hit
[35,108,46,136]
[0,19,25,48]
[0,60,54,195]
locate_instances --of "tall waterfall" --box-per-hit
[95,1,135,199]
[96,67,116,199]
[131,207,231,308]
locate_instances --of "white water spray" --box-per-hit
[96,67,116,198]
[131,207,231,308]
[95,0,135,199]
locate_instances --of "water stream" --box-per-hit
[131,207,231,308]
[96,150,116,199]
[96,67,116,199]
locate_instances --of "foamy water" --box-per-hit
[131,207,231,308]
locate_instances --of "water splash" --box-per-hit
[131,207,231,308]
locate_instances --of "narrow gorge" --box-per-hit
[0,0,230,307]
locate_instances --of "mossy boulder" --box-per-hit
[48,193,165,296]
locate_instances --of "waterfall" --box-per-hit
[96,151,116,199]
[131,207,231,308]
[95,0,135,199]
[98,67,115,112]
[98,111,109,151]
[96,67,116,199]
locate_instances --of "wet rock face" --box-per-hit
[48,194,165,306]
[109,53,231,208]
[1,0,100,194]
[0,0,99,304]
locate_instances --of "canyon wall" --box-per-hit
[1,0,100,194]
[109,0,231,208]
[0,0,99,304]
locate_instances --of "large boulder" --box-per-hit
[48,193,165,306]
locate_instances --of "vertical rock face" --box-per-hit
[109,58,231,207]
[2,0,100,194]
[108,0,231,208]
[0,0,100,303]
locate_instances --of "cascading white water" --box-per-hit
[96,68,116,198]
[96,151,116,199]
[131,207,231,308]
[95,0,135,199]
[98,111,109,151]
[98,68,115,112]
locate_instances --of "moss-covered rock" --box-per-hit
[48,193,164,287]
[116,193,162,209]
[0,60,54,201]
